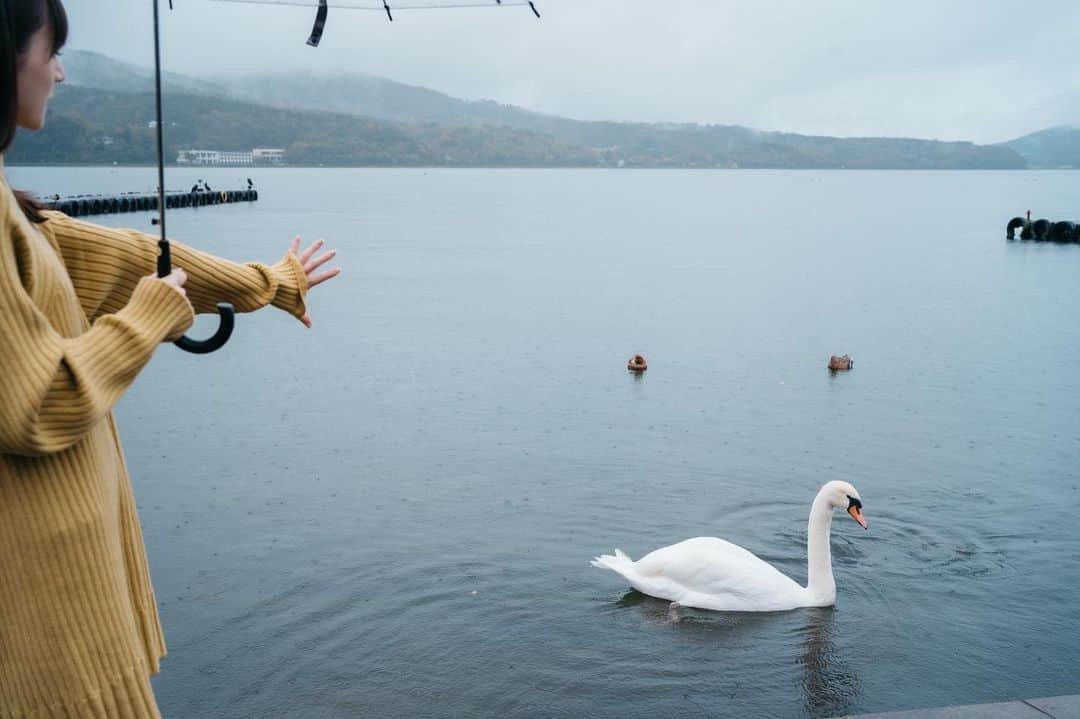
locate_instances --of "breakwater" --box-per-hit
[1006,215,1080,243]
[42,188,258,218]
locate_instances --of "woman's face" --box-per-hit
[16,20,65,131]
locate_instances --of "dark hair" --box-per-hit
[0,0,67,223]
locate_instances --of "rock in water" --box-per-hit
[828,354,853,371]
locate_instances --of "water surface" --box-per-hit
[8,166,1080,718]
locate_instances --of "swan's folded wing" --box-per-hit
[635,537,803,608]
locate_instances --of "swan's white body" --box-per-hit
[591,481,864,612]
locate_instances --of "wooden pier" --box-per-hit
[42,188,258,218]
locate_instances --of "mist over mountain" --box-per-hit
[61,49,229,98]
[16,50,1031,169]
[224,70,553,131]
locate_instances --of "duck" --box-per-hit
[591,481,867,612]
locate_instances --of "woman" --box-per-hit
[0,1,340,715]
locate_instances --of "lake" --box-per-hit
[7,166,1080,718]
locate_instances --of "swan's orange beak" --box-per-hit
[847,505,868,530]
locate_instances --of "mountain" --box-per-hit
[29,49,1026,169]
[217,67,1027,169]
[8,85,596,167]
[1002,126,1080,169]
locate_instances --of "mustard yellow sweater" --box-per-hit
[0,172,308,718]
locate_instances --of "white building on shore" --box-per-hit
[177,148,286,166]
[252,148,285,165]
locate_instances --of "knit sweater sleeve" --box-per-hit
[39,211,309,324]
[0,205,196,457]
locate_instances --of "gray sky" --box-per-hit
[68,1,1080,143]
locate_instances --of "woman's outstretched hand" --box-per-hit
[289,236,341,328]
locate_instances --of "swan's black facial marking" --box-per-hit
[847,495,862,510]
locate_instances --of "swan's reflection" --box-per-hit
[613,592,860,717]
[799,607,859,718]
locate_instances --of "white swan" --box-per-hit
[591,481,867,612]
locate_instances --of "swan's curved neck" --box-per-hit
[806,492,835,599]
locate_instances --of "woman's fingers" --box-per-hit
[299,238,324,265]
[288,237,341,293]
[289,237,333,270]
[159,268,187,297]
[307,267,341,288]
[304,248,336,274]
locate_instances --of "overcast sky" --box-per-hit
[66,0,1080,143]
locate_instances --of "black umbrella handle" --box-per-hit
[175,306,235,354]
[156,239,235,353]
[153,0,234,355]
